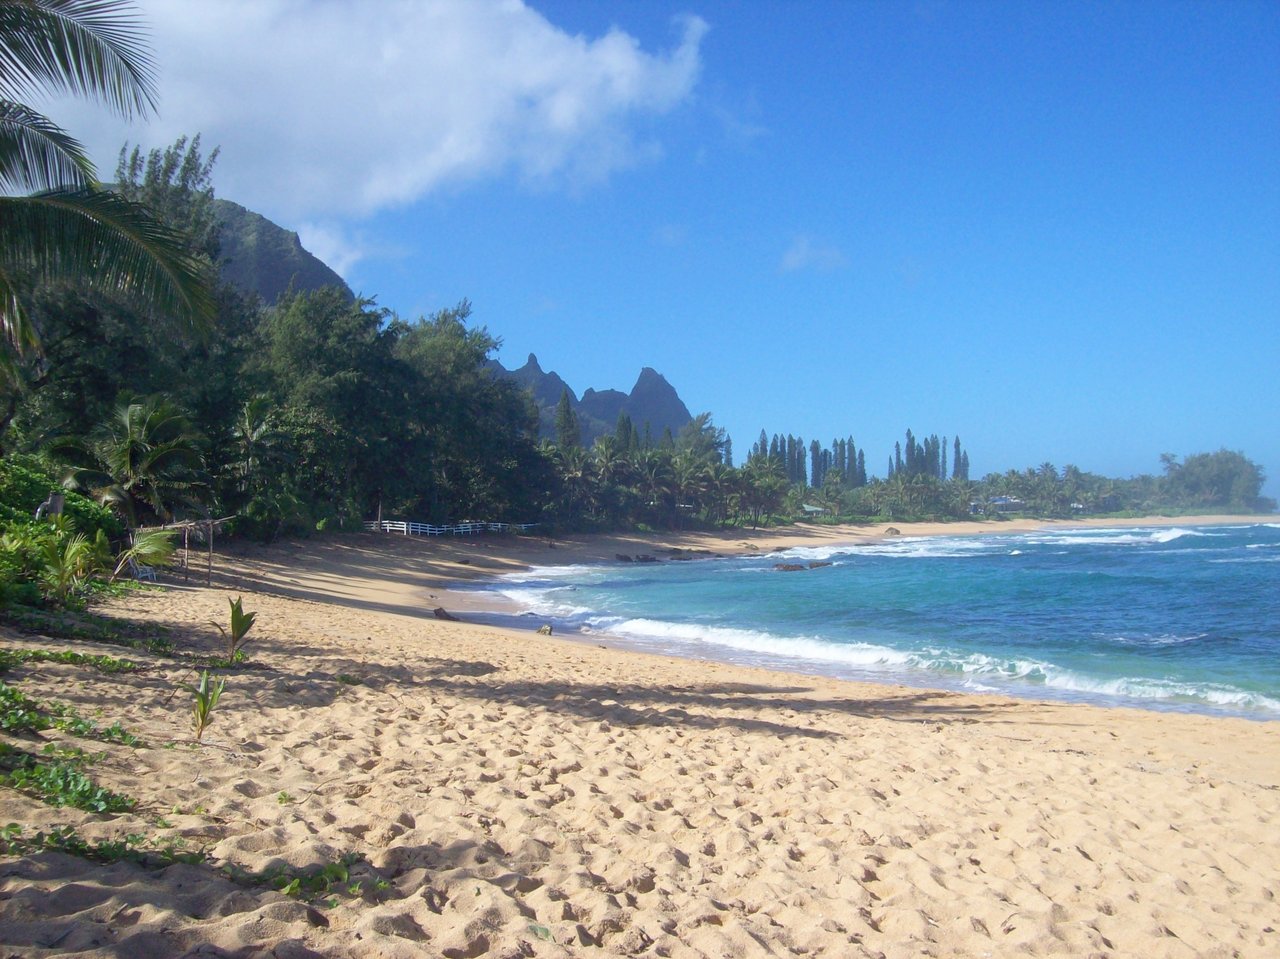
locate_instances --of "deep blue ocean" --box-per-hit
[484,523,1280,720]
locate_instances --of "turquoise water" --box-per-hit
[487,523,1280,719]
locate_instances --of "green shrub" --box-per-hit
[0,456,121,540]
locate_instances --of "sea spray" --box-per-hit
[478,523,1280,719]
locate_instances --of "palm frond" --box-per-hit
[0,258,38,370]
[0,0,156,117]
[0,98,94,191]
[0,188,217,335]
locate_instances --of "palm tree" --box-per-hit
[1,0,214,378]
[671,450,706,529]
[633,448,674,526]
[229,395,288,499]
[554,443,594,524]
[702,461,734,527]
[62,395,208,527]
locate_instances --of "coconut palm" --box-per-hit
[633,448,674,526]
[62,394,208,527]
[671,450,706,529]
[229,395,289,498]
[1,0,214,378]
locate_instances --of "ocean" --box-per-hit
[482,522,1280,720]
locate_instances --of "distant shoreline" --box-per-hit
[429,511,1278,600]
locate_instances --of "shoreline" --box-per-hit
[435,513,1279,719]
[209,511,1278,721]
[2,514,1278,956]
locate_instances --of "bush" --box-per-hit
[0,456,121,540]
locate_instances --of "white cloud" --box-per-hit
[779,234,848,273]
[38,0,706,227]
[295,221,369,280]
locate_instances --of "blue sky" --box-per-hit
[48,1,1280,495]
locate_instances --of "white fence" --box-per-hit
[362,520,539,537]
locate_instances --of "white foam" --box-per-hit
[1099,632,1208,648]
[1025,527,1207,547]
[1036,669,1280,714]
[594,617,916,670]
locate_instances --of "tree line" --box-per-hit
[1,0,1270,559]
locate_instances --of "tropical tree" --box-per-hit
[553,443,594,524]
[701,461,735,527]
[671,449,706,528]
[0,0,215,380]
[633,447,673,526]
[60,394,207,527]
[229,396,286,494]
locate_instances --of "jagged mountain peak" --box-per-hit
[493,359,692,445]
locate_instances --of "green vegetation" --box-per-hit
[1,116,1270,542]
[210,596,256,661]
[0,749,135,812]
[0,0,215,384]
[0,678,142,744]
[0,647,142,675]
[184,669,225,741]
[0,824,203,868]
[1,606,174,655]
[0,823,384,904]
[0,472,177,609]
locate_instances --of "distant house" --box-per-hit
[972,496,1025,515]
[802,504,831,516]
[989,496,1025,514]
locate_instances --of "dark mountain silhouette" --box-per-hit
[211,198,691,443]
[213,198,353,304]
[494,354,693,445]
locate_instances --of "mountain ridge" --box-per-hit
[213,197,353,304]
[213,199,693,444]
[495,353,693,446]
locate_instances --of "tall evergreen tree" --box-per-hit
[554,389,580,448]
[614,412,635,451]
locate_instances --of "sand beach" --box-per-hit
[2,516,1278,957]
